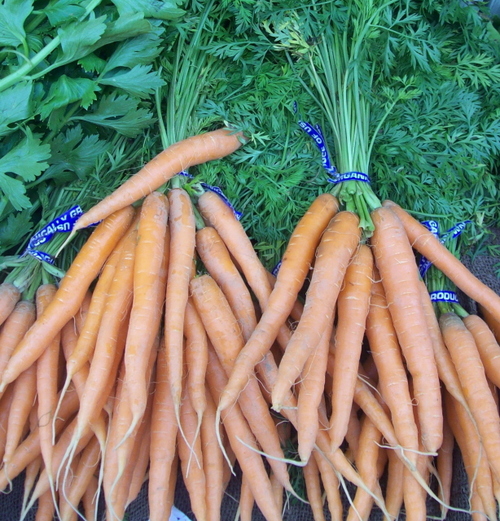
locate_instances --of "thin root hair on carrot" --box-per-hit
[215,407,235,476]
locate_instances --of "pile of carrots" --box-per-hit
[1,129,500,521]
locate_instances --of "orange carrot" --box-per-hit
[35,488,57,521]
[73,128,244,232]
[190,275,294,495]
[436,402,455,520]
[195,225,258,341]
[383,200,500,321]
[74,289,92,335]
[329,244,373,451]
[205,346,282,521]
[0,283,21,327]
[478,303,500,343]
[303,454,326,521]
[313,450,342,521]
[177,385,207,521]
[440,312,500,482]
[463,313,500,388]
[184,298,208,441]
[297,320,332,463]
[371,206,442,454]
[82,475,98,521]
[0,300,36,380]
[239,474,255,521]
[148,346,178,521]
[164,187,196,429]
[0,385,14,462]
[122,191,169,443]
[366,275,419,465]
[210,193,339,411]
[385,449,404,520]
[273,212,361,411]
[0,206,136,392]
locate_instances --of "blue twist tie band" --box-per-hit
[271,260,282,277]
[297,120,337,177]
[328,171,371,184]
[430,290,459,304]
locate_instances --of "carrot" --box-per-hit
[35,284,60,499]
[343,405,361,463]
[445,391,496,520]
[58,435,101,521]
[371,206,442,454]
[0,283,21,327]
[238,474,255,521]
[385,448,404,520]
[209,193,339,411]
[346,416,383,521]
[0,300,36,380]
[73,128,244,232]
[463,313,500,388]
[60,232,123,399]
[478,303,500,343]
[0,386,79,491]
[0,385,14,462]
[195,225,258,342]
[82,475,98,521]
[418,280,472,417]
[178,384,207,521]
[201,385,224,521]
[272,212,361,412]
[297,320,332,463]
[22,454,43,517]
[122,191,169,444]
[303,454,326,521]
[313,450,342,521]
[74,289,92,335]
[0,206,136,392]
[440,312,500,482]
[366,275,419,465]
[383,200,500,321]
[436,403,455,520]
[35,488,56,521]
[184,298,208,445]
[3,357,37,469]
[190,275,294,496]
[148,346,178,521]
[205,346,282,521]
[164,187,196,432]
[329,243,373,451]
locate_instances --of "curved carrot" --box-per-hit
[371,206,442,454]
[122,191,169,443]
[329,243,373,451]
[210,193,339,412]
[0,283,21,327]
[73,128,244,232]
[383,200,500,320]
[0,206,136,392]
[272,211,361,411]
[165,187,196,428]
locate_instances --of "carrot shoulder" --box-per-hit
[74,128,245,231]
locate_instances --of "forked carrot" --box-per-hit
[165,187,196,431]
[371,206,442,454]
[0,283,21,327]
[209,193,339,411]
[122,191,169,444]
[272,211,361,411]
[73,128,244,232]
[0,206,136,392]
[383,200,500,321]
[329,243,373,451]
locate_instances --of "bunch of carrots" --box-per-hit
[1,127,500,521]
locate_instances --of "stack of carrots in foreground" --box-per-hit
[1,128,500,521]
